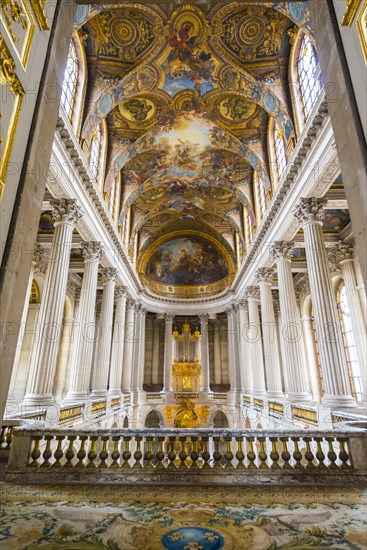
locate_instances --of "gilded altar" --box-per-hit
[172,321,201,392]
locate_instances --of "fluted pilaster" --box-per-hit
[245,287,266,397]
[237,300,252,394]
[108,287,128,396]
[163,313,174,393]
[121,299,136,392]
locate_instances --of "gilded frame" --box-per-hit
[356,0,367,64]
[0,0,35,69]
[0,34,25,200]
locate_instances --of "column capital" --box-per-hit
[115,286,127,300]
[50,198,83,225]
[81,241,104,262]
[33,242,48,273]
[293,197,327,226]
[256,267,274,284]
[237,299,248,310]
[245,286,260,300]
[164,313,175,323]
[329,242,354,267]
[199,313,210,323]
[126,298,136,310]
[101,267,117,284]
[270,241,294,262]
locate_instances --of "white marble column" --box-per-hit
[131,305,147,393]
[329,242,367,400]
[245,288,266,397]
[294,198,356,407]
[354,257,367,328]
[199,314,210,392]
[163,313,174,393]
[23,199,83,406]
[256,268,284,399]
[108,286,127,396]
[270,241,311,402]
[121,299,136,393]
[64,242,103,402]
[237,301,253,394]
[91,268,117,398]
[213,320,222,386]
[226,306,239,393]
[151,319,160,386]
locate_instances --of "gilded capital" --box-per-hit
[270,241,294,262]
[256,267,274,284]
[81,241,104,262]
[50,198,83,225]
[293,197,327,226]
[101,267,117,284]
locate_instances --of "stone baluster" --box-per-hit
[270,241,311,402]
[199,314,210,393]
[245,288,266,397]
[121,299,136,393]
[256,268,284,399]
[163,314,174,393]
[293,198,355,407]
[108,286,128,397]
[91,268,117,398]
[64,242,103,402]
[23,199,83,406]
[329,242,367,400]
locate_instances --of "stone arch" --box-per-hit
[213,410,229,428]
[123,416,129,428]
[144,409,163,428]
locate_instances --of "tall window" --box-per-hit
[297,35,322,119]
[61,40,78,121]
[89,126,102,180]
[248,214,253,243]
[274,122,287,180]
[109,182,116,216]
[256,173,266,217]
[337,281,362,401]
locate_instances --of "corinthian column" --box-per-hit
[329,242,367,400]
[237,301,252,394]
[131,305,147,393]
[245,288,266,397]
[108,287,128,396]
[91,268,117,398]
[151,319,160,386]
[64,242,103,402]
[226,306,240,393]
[256,268,284,399]
[23,199,83,406]
[121,299,136,393]
[163,313,174,393]
[199,314,210,392]
[213,320,222,385]
[293,198,355,407]
[270,241,311,402]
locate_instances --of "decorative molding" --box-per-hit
[0,33,25,200]
[341,0,362,26]
[28,0,49,30]
[0,0,35,69]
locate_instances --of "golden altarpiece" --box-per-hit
[172,321,201,393]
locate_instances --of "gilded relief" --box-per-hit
[0,0,35,68]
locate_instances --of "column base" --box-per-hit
[63,391,88,404]
[285,391,313,403]
[108,388,122,397]
[266,391,285,401]
[322,394,357,408]
[22,393,55,407]
[90,390,108,399]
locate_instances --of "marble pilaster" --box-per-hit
[163,314,174,393]
[121,299,136,393]
[245,288,266,397]
[108,286,128,396]
[199,314,210,392]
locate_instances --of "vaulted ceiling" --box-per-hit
[74,2,311,295]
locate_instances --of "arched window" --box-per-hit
[337,281,362,401]
[256,173,266,217]
[274,122,287,180]
[297,35,322,120]
[89,126,102,180]
[61,40,78,121]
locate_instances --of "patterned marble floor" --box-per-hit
[1,483,366,549]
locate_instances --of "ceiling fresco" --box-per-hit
[75,2,313,297]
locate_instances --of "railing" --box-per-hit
[6,427,367,485]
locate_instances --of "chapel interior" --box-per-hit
[0,0,367,548]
